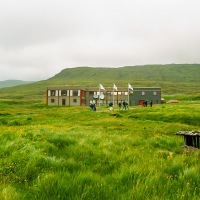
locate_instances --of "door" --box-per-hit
[62,99,66,105]
[139,100,145,105]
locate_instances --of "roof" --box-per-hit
[176,130,200,136]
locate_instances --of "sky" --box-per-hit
[0,0,200,81]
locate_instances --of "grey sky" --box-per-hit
[0,0,200,81]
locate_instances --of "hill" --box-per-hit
[0,64,200,101]
[50,64,200,83]
[0,80,34,88]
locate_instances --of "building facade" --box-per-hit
[46,86,161,106]
[129,87,161,106]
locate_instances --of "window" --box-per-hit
[109,92,117,95]
[51,99,55,103]
[73,99,77,103]
[121,92,128,95]
[153,91,157,96]
[50,90,55,96]
[61,90,67,96]
[142,91,146,96]
[97,91,104,95]
[73,90,78,96]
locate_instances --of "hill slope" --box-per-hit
[0,64,199,101]
[50,64,200,83]
[0,80,34,88]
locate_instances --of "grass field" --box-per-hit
[0,100,199,200]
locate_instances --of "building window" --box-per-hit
[153,91,157,96]
[73,90,78,96]
[97,91,104,95]
[50,90,55,96]
[129,90,133,94]
[51,99,55,103]
[73,99,77,103]
[61,90,67,96]
[109,92,118,95]
[142,91,146,96]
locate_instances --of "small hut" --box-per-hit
[176,130,200,149]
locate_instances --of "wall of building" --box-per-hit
[85,87,129,106]
[47,86,85,106]
[46,86,161,106]
[130,88,161,106]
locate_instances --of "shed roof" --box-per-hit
[176,130,200,136]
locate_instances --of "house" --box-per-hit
[46,86,86,106]
[46,86,161,106]
[129,87,161,106]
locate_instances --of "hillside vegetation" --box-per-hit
[51,64,200,83]
[0,80,34,89]
[0,64,200,101]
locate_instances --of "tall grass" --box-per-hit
[0,100,200,199]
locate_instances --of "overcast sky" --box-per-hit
[0,0,200,81]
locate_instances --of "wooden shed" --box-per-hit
[176,130,200,149]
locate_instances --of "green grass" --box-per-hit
[0,100,200,199]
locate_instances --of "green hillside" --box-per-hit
[0,80,34,88]
[0,64,200,101]
[51,64,200,83]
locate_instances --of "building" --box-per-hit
[46,86,161,106]
[46,86,86,106]
[129,87,161,106]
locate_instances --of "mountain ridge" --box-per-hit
[0,64,199,100]
[49,64,200,83]
[0,80,35,88]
